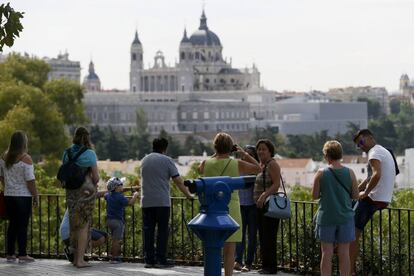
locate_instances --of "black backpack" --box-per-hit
[57,147,89,190]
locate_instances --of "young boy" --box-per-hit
[105,177,139,264]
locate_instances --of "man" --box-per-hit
[350,129,396,274]
[140,138,193,269]
[60,209,107,263]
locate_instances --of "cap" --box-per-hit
[106,177,126,192]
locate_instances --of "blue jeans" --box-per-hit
[235,205,257,266]
[142,207,170,265]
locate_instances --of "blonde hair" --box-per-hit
[323,140,343,161]
[213,132,234,154]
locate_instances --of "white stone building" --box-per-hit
[44,52,81,83]
[83,60,101,92]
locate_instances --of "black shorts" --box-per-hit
[354,198,386,230]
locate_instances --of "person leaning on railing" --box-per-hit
[63,127,100,268]
[350,129,397,275]
[0,130,38,263]
[312,140,359,276]
[198,133,261,276]
[140,137,194,269]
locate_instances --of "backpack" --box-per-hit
[57,147,89,189]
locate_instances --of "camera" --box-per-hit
[231,144,238,152]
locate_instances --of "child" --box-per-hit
[105,177,139,264]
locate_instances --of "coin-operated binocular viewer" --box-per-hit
[184,176,256,276]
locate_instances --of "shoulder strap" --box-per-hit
[328,168,351,198]
[263,159,287,195]
[219,159,232,176]
[67,147,88,163]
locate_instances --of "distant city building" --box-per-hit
[399,74,414,104]
[328,86,389,115]
[84,10,368,138]
[396,148,414,189]
[267,97,368,136]
[83,60,101,92]
[44,52,80,83]
[277,158,316,187]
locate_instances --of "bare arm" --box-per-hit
[90,165,100,185]
[312,170,323,200]
[360,159,381,199]
[358,176,370,192]
[256,160,281,208]
[198,160,205,175]
[172,176,194,199]
[22,155,39,206]
[349,169,359,200]
[238,150,261,175]
[128,192,139,205]
[96,191,107,198]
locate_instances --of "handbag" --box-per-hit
[0,191,7,219]
[262,161,291,219]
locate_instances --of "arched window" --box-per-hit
[132,53,136,61]
[181,52,185,60]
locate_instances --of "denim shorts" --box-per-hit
[316,218,355,243]
[91,228,108,241]
[106,219,124,241]
[354,198,382,230]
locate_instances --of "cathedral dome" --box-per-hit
[189,10,221,46]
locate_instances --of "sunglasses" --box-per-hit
[356,138,365,148]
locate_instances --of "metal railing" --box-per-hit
[0,195,412,275]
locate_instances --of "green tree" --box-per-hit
[43,79,87,125]
[0,83,67,158]
[159,129,182,158]
[105,127,129,161]
[357,97,382,119]
[0,3,24,51]
[389,98,402,115]
[0,53,49,88]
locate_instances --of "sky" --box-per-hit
[4,0,414,92]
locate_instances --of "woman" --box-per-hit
[64,127,99,268]
[254,139,281,274]
[234,145,259,272]
[0,131,38,263]
[199,133,261,276]
[312,140,359,276]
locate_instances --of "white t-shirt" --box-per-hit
[0,159,35,197]
[367,145,395,202]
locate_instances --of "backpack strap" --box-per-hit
[66,147,88,163]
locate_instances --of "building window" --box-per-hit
[204,124,208,131]
[362,168,365,173]
[204,112,209,119]
[181,112,186,119]
[181,52,185,60]
[133,86,136,92]
[192,112,198,119]
[132,53,137,61]
[195,52,200,59]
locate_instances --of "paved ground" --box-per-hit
[0,258,296,276]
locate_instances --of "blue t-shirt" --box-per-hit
[105,192,129,222]
[62,144,97,167]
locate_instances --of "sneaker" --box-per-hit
[110,257,122,264]
[6,255,16,263]
[234,262,243,271]
[258,268,277,274]
[64,247,74,263]
[241,265,252,272]
[18,256,35,263]
[154,261,174,268]
[144,263,155,268]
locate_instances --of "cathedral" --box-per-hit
[129,10,260,93]
[83,10,367,139]
[400,74,414,104]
